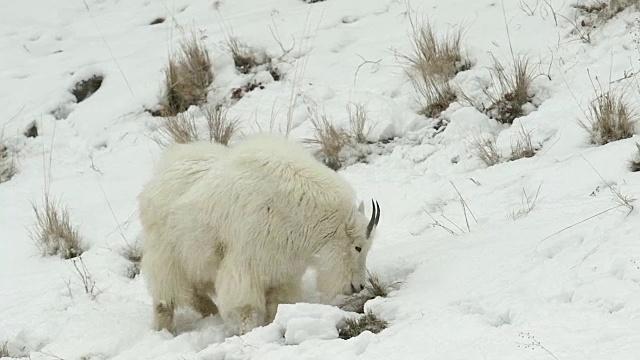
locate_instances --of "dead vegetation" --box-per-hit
[71,256,102,300]
[161,33,214,116]
[579,90,637,145]
[305,110,350,171]
[156,105,239,146]
[305,103,376,170]
[510,125,538,160]
[30,194,84,259]
[339,273,399,313]
[629,143,640,172]
[204,105,239,145]
[338,311,388,339]
[72,75,104,103]
[0,144,17,183]
[471,135,502,167]
[0,341,8,357]
[573,0,639,21]
[401,17,471,118]
[483,55,536,124]
[122,241,143,279]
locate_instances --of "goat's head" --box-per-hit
[315,199,380,299]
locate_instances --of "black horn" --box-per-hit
[366,200,380,238]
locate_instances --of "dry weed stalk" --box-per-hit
[31,194,84,259]
[71,256,102,300]
[510,125,537,160]
[158,112,200,144]
[347,102,372,144]
[510,182,543,220]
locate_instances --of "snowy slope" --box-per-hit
[1,0,640,359]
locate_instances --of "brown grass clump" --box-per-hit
[629,143,640,172]
[0,341,9,357]
[157,105,239,146]
[401,18,470,118]
[579,90,637,145]
[347,102,372,144]
[122,241,143,279]
[162,33,213,116]
[72,75,104,103]
[338,311,388,339]
[338,273,399,313]
[471,135,502,167]
[0,144,17,183]
[157,112,200,144]
[484,55,536,124]
[31,194,84,259]
[510,125,537,160]
[227,36,263,74]
[305,111,350,171]
[203,105,239,146]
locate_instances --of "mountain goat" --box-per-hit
[138,134,380,336]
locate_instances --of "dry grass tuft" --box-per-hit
[484,55,536,124]
[629,143,640,172]
[574,0,639,20]
[157,112,200,145]
[471,134,502,166]
[401,18,470,118]
[162,33,213,116]
[122,241,143,279]
[579,90,637,145]
[203,105,239,146]
[305,110,350,171]
[156,105,239,146]
[338,311,388,339]
[510,125,538,160]
[31,194,84,259]
[338,273,399,313]
[0,144,17,183]
[404,18,470,80]
[227,36,264,74]
[347,102,372,144]
[0,341,9,357]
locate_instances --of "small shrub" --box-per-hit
[484,55,535,124]
[72,75,104,103]
[471,135,501,166]
[162,33,213,116]
[305,111,350,171]
[338,311,388,339]
[347,102,372,144]
[0,144,17,183]
[31,194,84,259]
[629,142,640,172]
[580,90,637,145]
[203,105,239,146]
[122,241,143,279]
[416,75,458,118]
[71,256,101,300]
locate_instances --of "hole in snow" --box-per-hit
[150,17,165,25]
[24,121,38,138]
[72,75,104,103]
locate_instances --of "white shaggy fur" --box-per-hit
[138,134,377,335]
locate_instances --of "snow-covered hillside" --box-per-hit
[2,0,640,359]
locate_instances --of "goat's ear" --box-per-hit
[357,200,365,214]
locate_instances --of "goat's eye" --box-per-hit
[355,246,362,252]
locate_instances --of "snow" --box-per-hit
[2,0,640,359]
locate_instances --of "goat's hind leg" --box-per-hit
[216,265,266,336]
